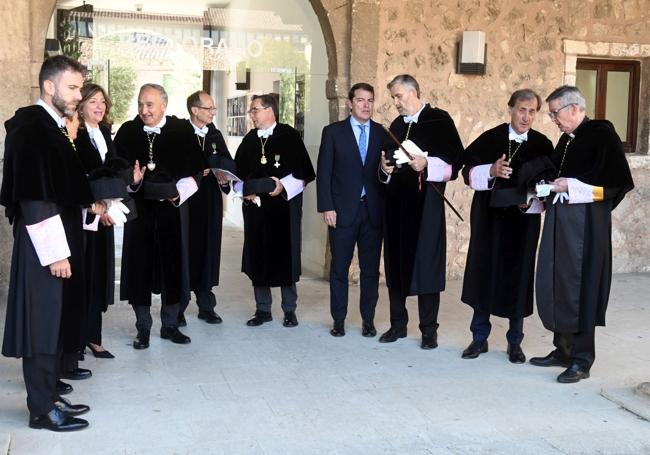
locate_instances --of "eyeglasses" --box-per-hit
[197,106,217,113]
[548,103,574,119]
[248,106,269,114]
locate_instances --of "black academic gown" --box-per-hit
[186,121,234,291]
[75,125,117,318]
[536,119,634,333]
[461,124,553,318]
[235,123,315,287]
[1,105,93,358]
[382,105,463,295]
[114,115,205,306]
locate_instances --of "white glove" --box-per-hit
[552,192,569,205]
[105,199,130,226]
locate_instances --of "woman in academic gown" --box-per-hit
[75,83,139,358]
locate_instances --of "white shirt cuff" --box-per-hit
[425,157,452,182]
[567,178,595,204]
[280,174,305,201]
[524,197,545,214]
[233,181,244,196]
[468,164,495,191]
[25,214,71,266]
[173,177,199,206]
[128,180,143,193]
[82,208,100,232]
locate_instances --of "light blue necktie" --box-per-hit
[358,124,367,198]
[358,124,367,164]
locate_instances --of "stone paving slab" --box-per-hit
[1,229,649,454]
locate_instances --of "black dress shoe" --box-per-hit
[557,363,590,383]
[61,367,92,380]
[379,327,407,343]
[198,310,223,324]
[54,396,90,416]
[421,333,438,350]
[361,321,376,337]
[56,380,73,395]
[529,351,571,368]
[283,311,299,327]
[29,408,89,432]
[461,340,488,359]
[507,343,526,364]
[177,313,187,327]
[330,320,345,337]
[133,330,150,350]
[246,310,273,326]
[160,327,191,344]
[87,344,115,359]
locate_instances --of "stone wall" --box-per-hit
[0,0,56,290]
[370,0,650,277]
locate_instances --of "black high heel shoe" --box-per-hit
[87,344,115,359]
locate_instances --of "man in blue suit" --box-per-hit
[317,82,385,337]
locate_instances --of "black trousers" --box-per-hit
[470,309,524,345]
[23,353,58,416]
[388,288,440,336]
[86,301,103,345]
[328,200,382,323]
[179,289,217,315]
[553,331,596,369]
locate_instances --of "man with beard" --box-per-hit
[234,94,315,327]
[379,74,463,349]
[531,86,634,383]
[177,91,235,326]
[114,84,205,349]
[1,55,105,431]
[460,89,553,363]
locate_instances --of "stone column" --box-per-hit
[0,0,56,291]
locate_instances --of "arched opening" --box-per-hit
[43,0,342,276]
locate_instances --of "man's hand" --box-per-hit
[244,194,258,201]
[216,171,229,186]
[90,200,107,216]
[550,177,569,193]
[269,176,284,197]
[133,160,146,184]
[323,210,337,228]
[490,154,512,179]
[100,213,115,226]
[168,195,180,203]
[381,151,395,175]
[49,258,71,278]
[203,168,210,176]
[408,155,428,172]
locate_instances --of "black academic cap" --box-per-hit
[87,168,129,200]
[243,177,276,196]
[142,171,179,200]
[517,156,556,191]
[208,154,237,175]
[105,157,135,185]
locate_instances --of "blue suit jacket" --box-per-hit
[317,116,385,228]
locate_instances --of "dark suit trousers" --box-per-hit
[23,353,58,416]
[470,309,524,345]
[179,290,217,315]
[388,288,440,336]
[329,200,382,323]
[553,331,596,369]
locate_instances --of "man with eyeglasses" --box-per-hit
[234,94,315,327]
[177,91,235,327]
[531,85,634,383]
[460,89,553,363]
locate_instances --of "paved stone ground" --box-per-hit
[1,228,649,454]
